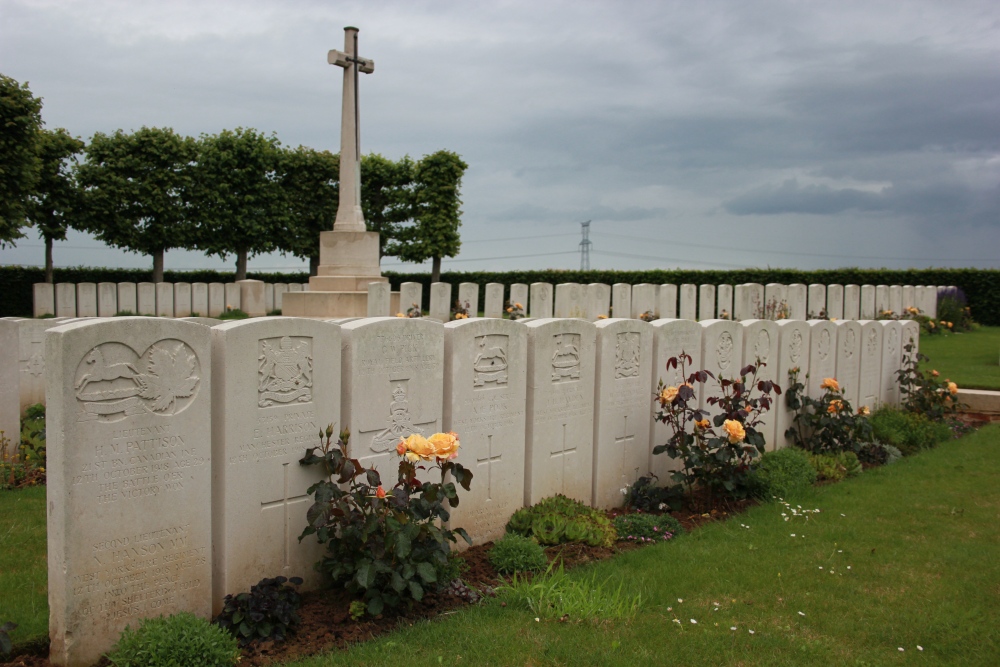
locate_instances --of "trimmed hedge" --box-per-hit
[3,266,997,324]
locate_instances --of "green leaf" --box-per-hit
[416,561,437,584]
[408,580,424,601]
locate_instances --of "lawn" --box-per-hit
[919,326,1000,390]
[0,485,48,648]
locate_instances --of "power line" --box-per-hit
[592,250,750,269]
[381,250,579,268]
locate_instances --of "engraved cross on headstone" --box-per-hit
[550,423,577,493]
[614,415,638,485]
[260,463,310,570]
[476,434,502,501]
[328,26,375,233]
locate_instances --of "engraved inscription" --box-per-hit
[236,410,318,464]
[817,329,832,361]
[366,382,433,453]
[551,333,581,383]
[614,332,641,379]
[258,336,313,407]
[866,328,878,355]
[474,334,509,388]
[753,330,771,363]
[357,332,437,376]
[789,328,804,363]
[844,328,857,359]
[716,331,734,371]
[887,327,899,355]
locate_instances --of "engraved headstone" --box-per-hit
[340,318,444,475]
[530,283,553,319]
[587,283,611,320]
[272,284,288,313]
[698,285,716,321]
[843,285,860,320]
[593,319,653,508]
[555,283,585,318]
[174,283,192,318]
[826,284,844,321]
[76,283,97,317]
[524,319,596,505]
[429,282,452,322]
[0,321,19,446]
[786,284,807,320]
[924,286,938,319]
[807,320,837,398]
[764,283,786,320]
[263,283,274,314]
[611,283,630,320]
[879,320,903,406]
[716,284,733,319]
[679,284,697,320]
[888,285,902,316]
[902,285,915,311]
[367,281,390,317]
[631,284,657,319]
[875,285,889,315]
[16,318,68,413]
[740,319,779,449]
[192,283,208,317]
[459,282,479,317]
[400,282,423,315]
[156,282,174,317]
[860,285,876,320]
[238,280,265,317]
[288,283,304,293]
[444,319,527,543]
[34,282,55,317]
[46,318,212,667]
[484,283,504,318]
[733,284,760,320]
[178,317,218,326]
[509,284,529,315]
[858,320,882,411]
[117,283,137,315]
[699,320,744,400]
[648,319,702,483]
[208,283,226,317]
[56,283,76,317]
[834,320,862,407]
[211,318,337,612]
[658,284,678,319]
[224,283,241,313]
[807,284,826,318]
[97,283,117,317]
[901,319,920,358]
[774,320,810,449]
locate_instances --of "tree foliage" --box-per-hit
[279,146,339,275]
[76,126,197,282]
[0,74,43,247]
[27,128,84,282]
[361,153,415,259]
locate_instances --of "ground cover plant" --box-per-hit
[870,406,953,456]
[918,325,1000,390]
[487,534,548,575]
[505,494,616,547]
[105,612,240,667]
[747,447,817,500]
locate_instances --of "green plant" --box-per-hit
[217,307,249,320]
[405,302,422,318]
[451,299,470,320]
[266,309,281,316]
[504,495,616,547]
[299,427,472,616]
[504,300,525,320]
[936,287,975,332]
[653,354,781,503]
[896,342,964,422]
[612,513,682,544]
[19,403,45,461]
[856,441,903,466]
[497,562,642,622]
[870,406,953,456]
[106,612,239,667]
[0,430,44,491]
[215,575,303,647]
[0,621,16,659]
[785,371,873,454]
[622,474,684,512]
[809,451,861,482]
[488,534,548,574]
[348,600,366,621]
[747,447,818,500]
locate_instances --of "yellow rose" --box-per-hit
[514,302,523,309]
[931,370,939,377]
[722,419,745,444]
[659,386,679,406]
[428,431,461,459]
[827,399,843,414]
[401,434,435,460]
[948,382,958,395]
[857,405,870,416]
[395,312,405,317]
[820,378,840,392]
[695,419,710,430]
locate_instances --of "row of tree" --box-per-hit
[0,74,467,282]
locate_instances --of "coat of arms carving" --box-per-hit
[258,336,313,407]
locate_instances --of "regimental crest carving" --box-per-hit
[25,349,44,377]
[258,336,313,407]
[789,328,804,363]
[74,339,200,423]
[716,331,734,370]
[551,333,581,383]
[370,381,425,453]
[754,330,771,363]
[866,328,879,355]
[817,329,832,361]
[887,327,899,354]
[844,328,857,359]
[474,334,509,388]
[614,332,641,379]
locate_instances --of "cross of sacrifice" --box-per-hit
[328,26,375,232]
[260,463,311,570]
[476,434,502,501]
[550,423,577,493]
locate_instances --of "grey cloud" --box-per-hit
[724,179,889,215]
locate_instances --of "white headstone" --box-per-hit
[224,283,241,313]
[240,279,268,317]
[858,320,883,411]
[764,283,786,320]
[0,321,19,447]
[888,285,902,316]
[879,320,903,406]
[699,320,744,396]
[555,283,585,318]
[902,285,915,311]
[611,283,630,320]
[484,283,504,318]
[75,283,97,318]
[901,319,920,359]
[807,284,826,319]
[174,282,193,318]
[56,283,76,317]
[587,283,611,320]
[15,318,67,413]
[208,283,226,317]
[631,284,657,319]
[924,286,938,319]
[458,282,479,317]
[716,284,733,319]
[263,283,274,314]
[530,283,554,319]
[679,284,698,320]
[875,285,889,316]
[734,283,763,320]
[524,319,596,505]
[807,320,837,398]
[786,284,807,320]
[211,317,337,611]
[429,282,452,322]
[774,320,810,449]
[114,283,136,316]
[178,317,218,326]
[740,320,779,449]
[509,284,529,315]
[826,284,844,321]
[97,283,118,317]
[272,283,288,313]
[698,285,716,321]
[842,284,860,321]
[400,282,423,315]
[834,320,862,407]
[288,283,303,293]
[46,318,212,667]
[192,283,209,317]
[155,282,174,317]
[340,318,444,475]
[648,319,703,483]
[860,285,876,319]
[443,319,527,544]
[367,281,390,317]
[592,319,653,509]
[34,282,55,317]
[658,284,678,319]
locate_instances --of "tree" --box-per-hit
[27,128,84,282]
[0,74,43,247]
[361,153,415,260]
[193,128,289,280]
[279,146,339,275]
[390,150,468,282]
[76,127,197,282]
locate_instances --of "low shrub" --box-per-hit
[857,442,903,466]
[809,451,862,482]
[488,534,548,574]
[506,495,616,547]
[215,576,303,647]
[747,448,817,500]
[870,406,953,456]
[785,372,873,454]
[612,513,683,544]
[217,308,249,320]
[896,343,963,422]
[622,475,684,512]
[106,612,239,667]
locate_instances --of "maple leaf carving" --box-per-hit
[134,343,200,413]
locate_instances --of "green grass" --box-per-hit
[285,425,1000,666]
[919,326,1000,390]
[0,485,48,649]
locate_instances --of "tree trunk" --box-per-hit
[152,248,165,283]
[309,254,319,277]
[432,256,441,283]
[236,249,248,281]
[45,236,54,284]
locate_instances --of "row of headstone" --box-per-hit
[32,281,309,319]
[43,313,918,665]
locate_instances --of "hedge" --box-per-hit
[2,265,996,325]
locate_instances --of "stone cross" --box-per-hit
[260,463,311,570]
[328,26,375,232]
[476,434,502,500]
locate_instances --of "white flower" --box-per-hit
[798,611,805,616]
[918,646,923,651]
[818,566,824,570]
[847,566,852,570]
[749,629,755,634]
[673,619,681,624]
[730,626,737,631]
[677,598,684,603]
[667,607,673,611]
[535,617,540,622]
[790,534,796,537]
[690,619,697,624]
[898,648,905,652]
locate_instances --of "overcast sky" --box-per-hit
[2,0,998,274]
